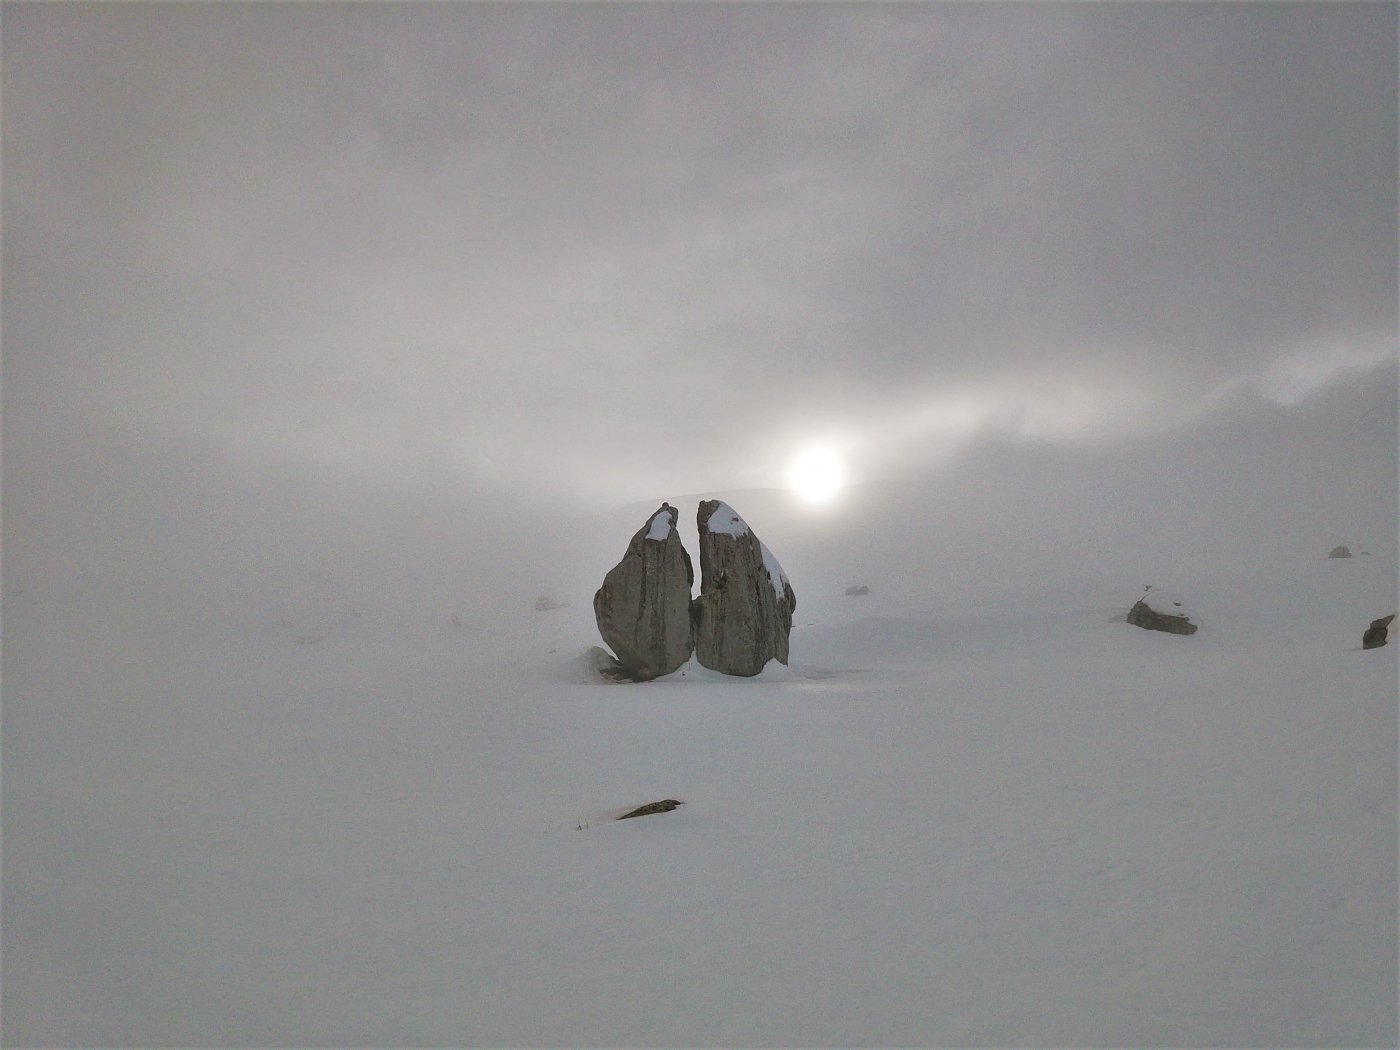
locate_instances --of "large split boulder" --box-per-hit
[593,503,695,681]
[692,500,797,676]
[1127,589,1198,636]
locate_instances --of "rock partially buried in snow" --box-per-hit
[584,646,638,683]
[845,584,870,596]
[692,500,797,676]
[617,799,684,820]
[1126,589,1198,636]
[1328,545,1353,559]
[1362,613,1395,650]
[593,503,695,681]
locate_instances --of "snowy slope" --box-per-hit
[4,545,1395,1047]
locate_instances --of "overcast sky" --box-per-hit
[5,2,1397,600]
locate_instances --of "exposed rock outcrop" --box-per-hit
[1127,590,1198,635]
[618,799,684,820]
[1362,614,1395,650]
[593,503,694,681]
[692,500,797,676]
[1328,545,1353,559]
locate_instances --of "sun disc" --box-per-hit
[788,447,844,504]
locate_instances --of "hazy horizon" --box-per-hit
[6,4,1396,568]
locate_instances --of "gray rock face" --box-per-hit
[1329,545,1353,559]
[1362,613,1395,650]
[618,799,683,820]
[692,500,797,676]
[1127,597,1198,635]
[593,503,694,681]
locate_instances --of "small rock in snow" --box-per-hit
[618,799,684,820]
[1362,613,1395,650]
[1126,589,1198,635]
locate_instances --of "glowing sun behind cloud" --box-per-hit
[786,446,845,505]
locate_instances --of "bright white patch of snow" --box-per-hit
[705,501,749,537]
[759,540,789,599]
[645,509,672,541]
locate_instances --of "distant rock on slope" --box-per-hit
[1362,613,1395,650]
[1328,545,1353,559]
[593,503,695,681]
[692,500,797,676]
[617,799,684,820]
[1126,589,1198,636]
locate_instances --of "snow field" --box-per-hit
[4,551,1394,1046]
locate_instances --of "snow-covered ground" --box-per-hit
[4,536,1396,1047]
[5,380,1397,1046]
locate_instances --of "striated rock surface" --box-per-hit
[1362,613,1395,650]
[593,503,694,681]
[692,500,797,676]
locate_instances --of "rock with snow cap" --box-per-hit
[692,500,797,676]
[1126,587,1198,636]
[593,503,695,681]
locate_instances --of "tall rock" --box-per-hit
[693,500,797,676]
[593,503,694,681]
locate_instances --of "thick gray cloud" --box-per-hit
[5,2,1396,513]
